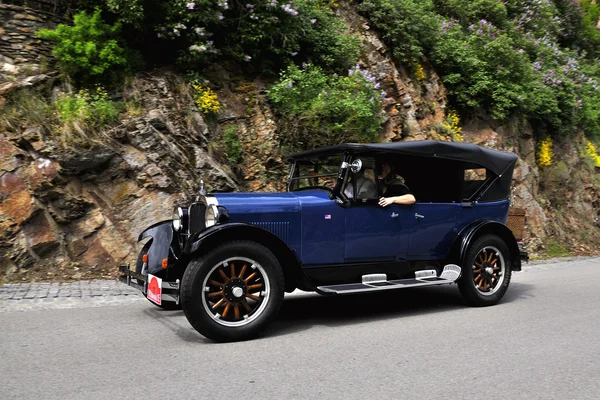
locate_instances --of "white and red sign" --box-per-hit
[147,274,162,305]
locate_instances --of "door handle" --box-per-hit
[391,212,399,218]
[415,213,424,220]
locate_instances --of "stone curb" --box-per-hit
[1,257,598,311]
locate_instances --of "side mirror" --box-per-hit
[350,159,362,173]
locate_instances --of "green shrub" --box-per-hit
[37,9,128,81]
[157,0,360,72]
[56,87,123,132]
[358,0,441,62]
[223,125,243,164]
[267,64,383,151]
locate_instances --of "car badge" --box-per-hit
[325,214,332,220]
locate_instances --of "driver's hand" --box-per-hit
[379,197,393,207]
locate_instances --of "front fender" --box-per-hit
[449,220,522,272]
[138,220,175,274]
[182,223,314,292]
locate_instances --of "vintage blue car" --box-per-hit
[120,141,527,342]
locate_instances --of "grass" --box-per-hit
[539,238,572,259]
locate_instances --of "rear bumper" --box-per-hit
[119,264,181,304]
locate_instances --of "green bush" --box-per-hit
[359,0,600,139]
[157,0,360,72]
[223,125,243,164]
[267,64,383,151]
[37,9,129,81]
[56,87,123,131]
[358,0,441,62]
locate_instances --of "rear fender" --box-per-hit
[182,223,314,292]
[138,220,177,275]
[448,220,522,272]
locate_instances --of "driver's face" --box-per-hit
[381,164,391,177]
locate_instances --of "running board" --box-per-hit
[317,264,461,295]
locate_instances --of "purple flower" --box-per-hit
[285,82,293,88]
[291,52,298,56]
[186,2,195,10]
[468,24,475,31]
[246,3,254,8]
[157,33,161,38]
[218,14,225,20]
[374,82,380,89]
[311,19,317,24]
[245,55,252,61]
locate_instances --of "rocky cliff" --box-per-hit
[1,2,599,282]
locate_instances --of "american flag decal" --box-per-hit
[325,214,332,220]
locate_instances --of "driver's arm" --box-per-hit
[378,194,416,207]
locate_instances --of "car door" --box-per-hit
[344,203,412,262]
[407,202,460,260]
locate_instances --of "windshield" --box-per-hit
[288,155,342,191]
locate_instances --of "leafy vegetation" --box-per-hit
[56,87,123,129]
[267,63,383,152]
[156,0,360,72]
[223,125,243,164]
[357,0,600,138]
[37,9,129,82]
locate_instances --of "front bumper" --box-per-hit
[119,264,181,304]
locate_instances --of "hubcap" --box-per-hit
[201,257,270,327]
[472,246,506,296]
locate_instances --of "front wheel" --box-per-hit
[180,241,285,342]
[457,234,512,307]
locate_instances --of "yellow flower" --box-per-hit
[585,140,600,167]
[414,63,426,82]
[193,84,220,114]
[537,137,553,167]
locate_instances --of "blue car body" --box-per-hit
[120,141,527,341]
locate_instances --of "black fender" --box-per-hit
[448,220,522,272]
[138,220,178,275]
[180,223,314,292]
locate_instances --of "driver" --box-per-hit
[378,163,416,207]
[344,169,377,199]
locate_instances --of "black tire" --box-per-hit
[457,234,512,307]
[180,241,285,342]
[135,241,181,310]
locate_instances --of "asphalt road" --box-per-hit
[1,257,599,400]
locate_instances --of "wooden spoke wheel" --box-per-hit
[180,241,285,342]
[458,234,512,307]
[201,257,270,327]
[471,246,506,296]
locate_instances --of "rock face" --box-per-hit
[1,72,238,281]
[337,4,447,141]
[0,2,66,85]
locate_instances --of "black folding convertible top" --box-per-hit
[288,140,518,176]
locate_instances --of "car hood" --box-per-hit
[213,192,301,215]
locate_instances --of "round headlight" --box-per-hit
[172,207,183,232]
[205,204,220,228]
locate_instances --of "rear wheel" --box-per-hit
[181,241,285,342]
[458,234,512,306]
